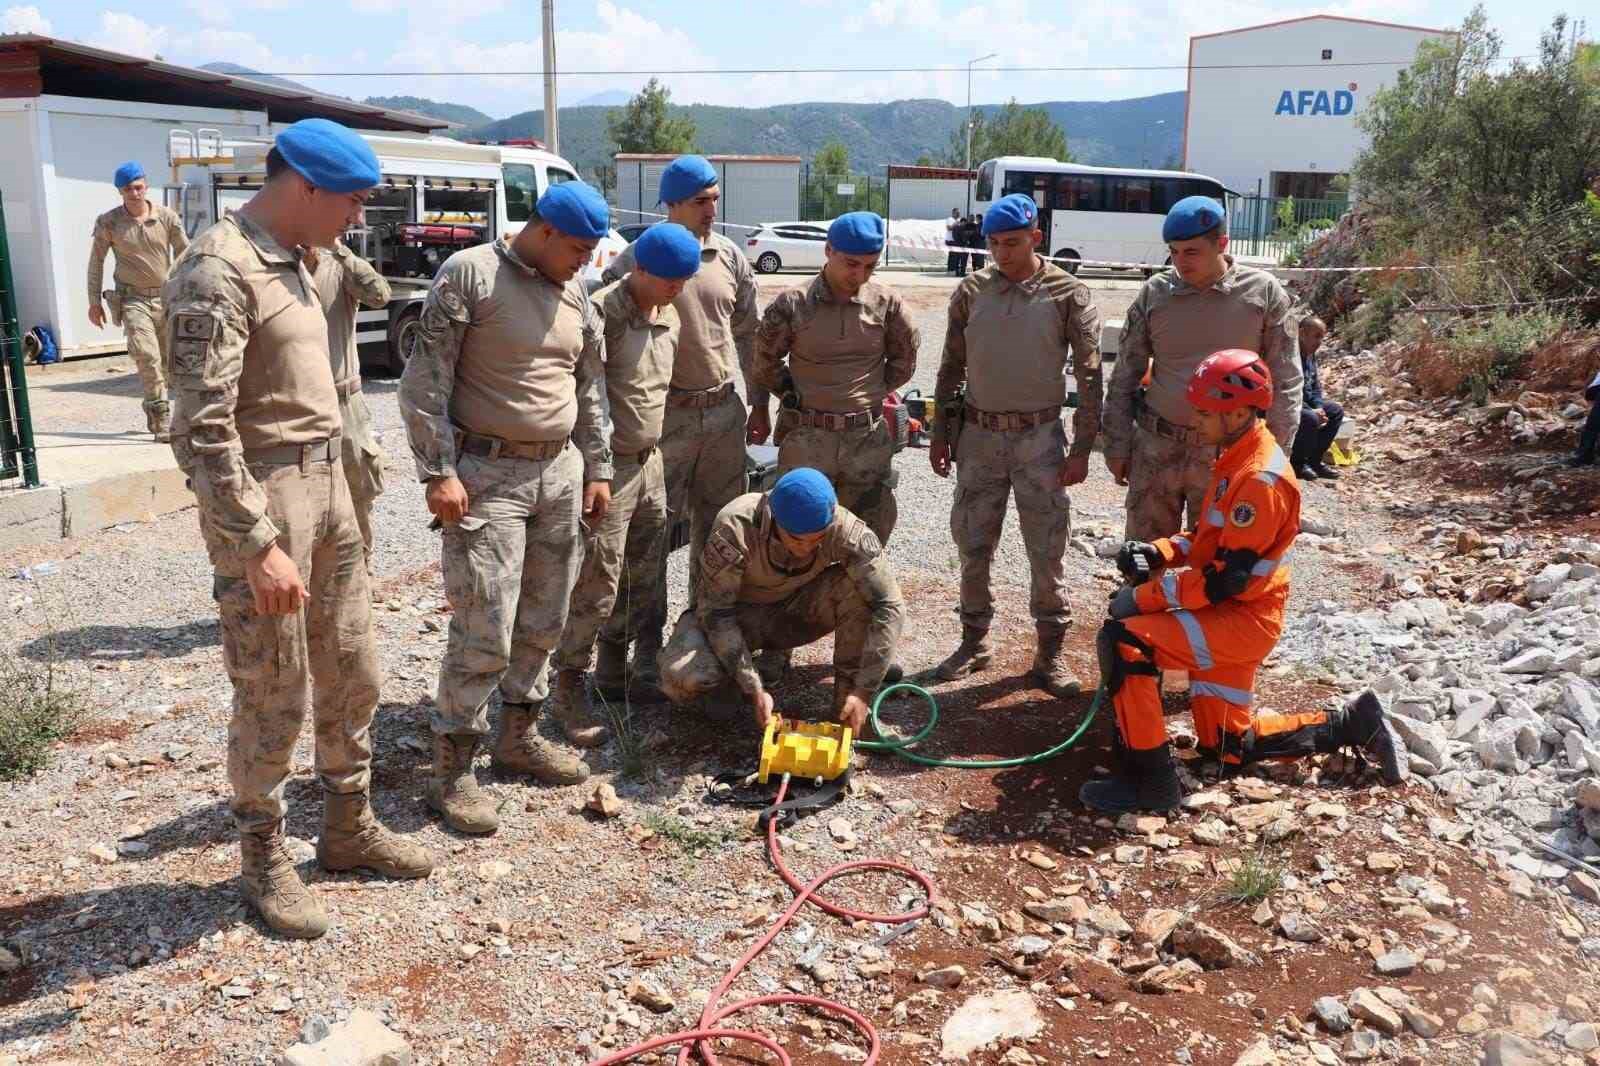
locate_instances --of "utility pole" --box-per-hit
[542,0,559,153]
[964,52,997,214]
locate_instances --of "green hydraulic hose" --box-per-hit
[857,681,1105,768]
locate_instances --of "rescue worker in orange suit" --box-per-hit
[1080,349,1406,814]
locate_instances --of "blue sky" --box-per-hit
[5,1,1580,119]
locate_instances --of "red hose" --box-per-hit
[585,777,936,1066]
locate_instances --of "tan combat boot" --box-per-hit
[936,625,992,681]
[548,669,609,748]
[240,822,329,939]
[317,791,434,878]
[427,733,500,834]
[492,702,591,785]
[1029,622,1082,698]
[146,404,171,443]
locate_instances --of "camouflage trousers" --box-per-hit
[1123,426,1219,542]
[121,291,168,416]
[951,419,1074,630]
[658,566,874,702]
[626,392,747,645]
[776,418,897,543]
[554,448,668,673]
[434,443,583,735]
[204,458,379,835]
[338,392,385,563]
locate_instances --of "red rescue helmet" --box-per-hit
[1187,349,1273,413]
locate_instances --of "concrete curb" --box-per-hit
[0,466,192,552]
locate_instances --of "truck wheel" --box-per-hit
[1059,249,1082,275]
[756,252,782,274]
[385,304,422,376]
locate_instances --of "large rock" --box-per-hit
[1482,1030,1546,1066]
[1527,563,1572,601]
[1502,648,1556,675]
[1347,989,1403,1036]
[1312,996,1353,1033]
[1449,690,1498,739]
[1232,1037,1280,1066]
[1134,908,1184,948]
[1476,722,1525,772]
[1388,715,1450,769]
[940,990,1044,1061]
[1560,680,1600,736]
[278,1010,412,1066]
[1171,920,1259,970]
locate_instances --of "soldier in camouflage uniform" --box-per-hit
[659,468,904,734]
[599,155,758,703]
[747,211,919,544]
[399,181,613,835]
[164,120,432,940]
[1103,196,1301,541]
[89,161,189,440]
[930,194,1104,698]
[307,242,390,563]
[548,223,702,747]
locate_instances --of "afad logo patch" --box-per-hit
[1231,501,1257,528]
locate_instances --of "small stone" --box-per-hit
[278,1008,411,1066]
[1343,1030,1382,1061]
[1193,820,1230,846]
[1375,948,1420,976]
[1001,1049,1038,1066]
[1232,1037,1280,1066]
[1230,801,1292,831]
[1080,905,1133,940]
[1403,1006,1444,1039]
[1113,845,1148,865]
[1278,913,1323,943]
[1116,813,1168,835]
[1457,1012,1491,1035]
[918,964,967,989]
[267,995,293,1014]
[88,843,118,864]
[614,921,644,945]
[477,860,514,881]
[1505,1002,1556,1040]
[1483,1030,1545,1066]
[1182,791,1232,811]
[1348,988,1403,1036]
[1023,898,1086,925]
[1251,900,1275,926]
[1171,920,1257,969]
[457,943,482,960]
[939,990,1044,1060]
[1022,850,1057,871]
[828,818,856,845]
[1568,871,1600,905]
[1009,935,1051,960]
[586,782,623,819]
[1566,1023,1599,1052]
[0,945,22,975]
[163,744,193,762]
[1135,909,1183,948]
[627,978,675,1014]
[1312,996,1353,1034]
[1366,852,1403,873]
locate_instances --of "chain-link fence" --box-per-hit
[1226,194,1349,263]
[1,190,40,493]
[797,165,888,222]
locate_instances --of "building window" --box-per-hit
[1321,49,1333,60]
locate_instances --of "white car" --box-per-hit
[745,221,831,274]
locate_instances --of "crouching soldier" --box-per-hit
[658,468,904,733]
[1082,350,1406,814]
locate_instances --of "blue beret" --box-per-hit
[769,468,836,535]
[537,181,610,239]
[113,162,145,189]
[274,118,380,193]
[981,193,1038,236]
[633,222,702,279]
[827,212,885,255]
[658,155,718,204]
[1163,196,1226,242]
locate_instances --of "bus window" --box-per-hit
[1109,177,1155,213]
[503,163,537,222]
[975,161,996,202]
[1054,175,1103,212]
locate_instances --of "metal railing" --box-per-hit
[1225,194,1348,262]
[798,165,888,222]
[1,189,40,491]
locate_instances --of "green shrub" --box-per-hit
[0,654,85,781]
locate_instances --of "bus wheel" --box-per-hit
[386,304,423,376]
[1059,249,1082,275]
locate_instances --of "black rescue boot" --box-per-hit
[1329,690,1408,785]
[1079,742,1182,814]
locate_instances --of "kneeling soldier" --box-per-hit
[658,468,904,734]
[1082,350,1404,814]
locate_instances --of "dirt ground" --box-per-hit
[2,272,1597,1066]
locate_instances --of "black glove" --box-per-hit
[1108,584,1140,620]
[1116,541,1161,583]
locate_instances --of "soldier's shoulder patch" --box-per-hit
[854,527,883,558]
[1214,477,1230,502]
[703,530,746,576]
[1230,501,1257,528]
[170,312,216,377]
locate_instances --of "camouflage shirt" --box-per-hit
[936,259,1103,457]
[398,238,612,483]
[88,203,189,300]
[696,492,904,699]
[603,229,758,393]
[163,211,339,562]
[750,273,920,412]
[593,276,679,455]
[1104,258,1301,459]
[310,243,390,387]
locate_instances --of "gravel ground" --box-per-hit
[6,272,1558,1066]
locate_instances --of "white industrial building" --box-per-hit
[1183,16,1455,199]
[0,34,447,358]
[614,153,800,239]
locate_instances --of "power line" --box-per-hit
[250,58,1489,78]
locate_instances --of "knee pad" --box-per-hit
[1096,620,1157,697]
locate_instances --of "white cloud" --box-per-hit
[90,12,171,58]
[184,0,232,27]
[1,4,52,34]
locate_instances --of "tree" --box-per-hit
[914,152,937,167]
[606,77,696,154]
[813,141,850,181]
[807,141,854,219]
[941,99,1071,168]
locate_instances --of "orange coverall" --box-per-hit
[1113,418,1329,763]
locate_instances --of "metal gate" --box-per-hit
[1,190,40,491]
[1225,194,1348,262]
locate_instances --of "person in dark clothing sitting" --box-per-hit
[1570,368,1600,468]
[1290,314,1343,481]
